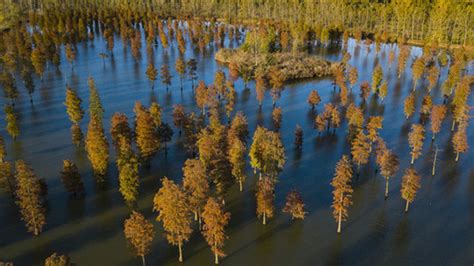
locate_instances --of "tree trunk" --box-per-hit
[455,152,459,162]
[141,255,146,266]
[451,120,456,131]
[337,209,342,233]
[263,212,266,225]
[178,243,183,262]
[411,153,415,164]
[214,242,219,264]
[384,177,389,198]
[239,180,243,192]
[405,200,409,212]
[432,149,438,176]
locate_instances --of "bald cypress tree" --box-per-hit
[228,137,246,192]
[124,211,155,266]
[452,124,468,162]
[351,130,371,172]
[110,113,132,151]
[182,159,209,227]
[256,176,275,225]
[85,117,109,178]
[44,253,71,266]
[282,189,306,220]
[408,124,425,164]
[88,77,104,123]
[65,87,85,145]
[404,93,416,119]
[145,63,158,89]
[60,160,84,198]
[307,90,321,109]
[4,105,19,140]
[134,102,159,160]
[116,139,140,205]
[401,168,421,213]
[153,177,193,262]
[331,155,353,233]
[430,105,447,141]
[175,57,186,90]
[201,197,231,265]
[15,160,46,236]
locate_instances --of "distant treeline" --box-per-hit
[6,0,474,46]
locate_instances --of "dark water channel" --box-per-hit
[0,28,473,265]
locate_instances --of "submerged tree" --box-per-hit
[430,105,447,141]
[452,124,468,162]
[85,117,109,177]
[201,197,231,265]
[351,130,371,172]
[60,160,84,198]
[124,211,154,266]
[175,57,186,90]
[44,253,71,266]
[160,64,172,91]
[249,127,285,180]
[65,87,85,145]
[371,64,383,93]
[15,160,46,235]
[153,177,192,262]
[307,90,321,109]
[228,138,246,192]
[348,67,358,90]
[294,125,303,149]
[331,155,353,233]
[4,105,19,140]
[408,124,425,164]
[400,168,421,213]
[404,93,416,119]
[145,63,158,89]
[272,107,282,130]
[282,189,306,220]
[411,57,425,90]
[134,102,159,160]
[256,176,275,225]
[116,140,140,205]
[182,159,209,227]
[88,77,104,123]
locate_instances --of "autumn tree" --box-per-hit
[376,142,400,198]
[88,77,104,123]
[269,67,283,106]
[175,57,186,89]
[408,124,425,164]
[249,126,286,180]
[255,74,266,108]
[31,47,45,80]
[85,117,109,177]
[421,94,432,116]
[116,139,140,205]
[4,105,19,140]
[452,124,468,162]
[366,116,383,150]
[0,161,14,195]
[403,93,415,119]
[134,102,159,160]
[195,81,209,115]
[307,90,321,109]
[331,155,353,233]
[160,64,172,91]
[348,66,358,90]
[400,168,421,213]
[228,112,249,145]
[60,160,84,198]
[256,176,275,225]
[65,87,85,145]
[173,104,186,134]
[201,197,231,264]
[282,189,306,220]
[228,136,246,192]
[124,211,154,266]
[430,105,447,141]
[65,44,76,69]
[411,57,425,90]
[157,123,174,154]
[378,81,388,101]
[153,177,193,262]
[427,65,440,91]
[182,159,209,227]
[294,125,303,149]
[15,160,46,235]
[187,59,198,88]
[146,63,158,89]
[44,253,71,266]
[272,107,282,130]
[359,81,371,102]
[371,64,383,93]
[351,130,371,172]
[346,104,364,132]
[110,113,132,151]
